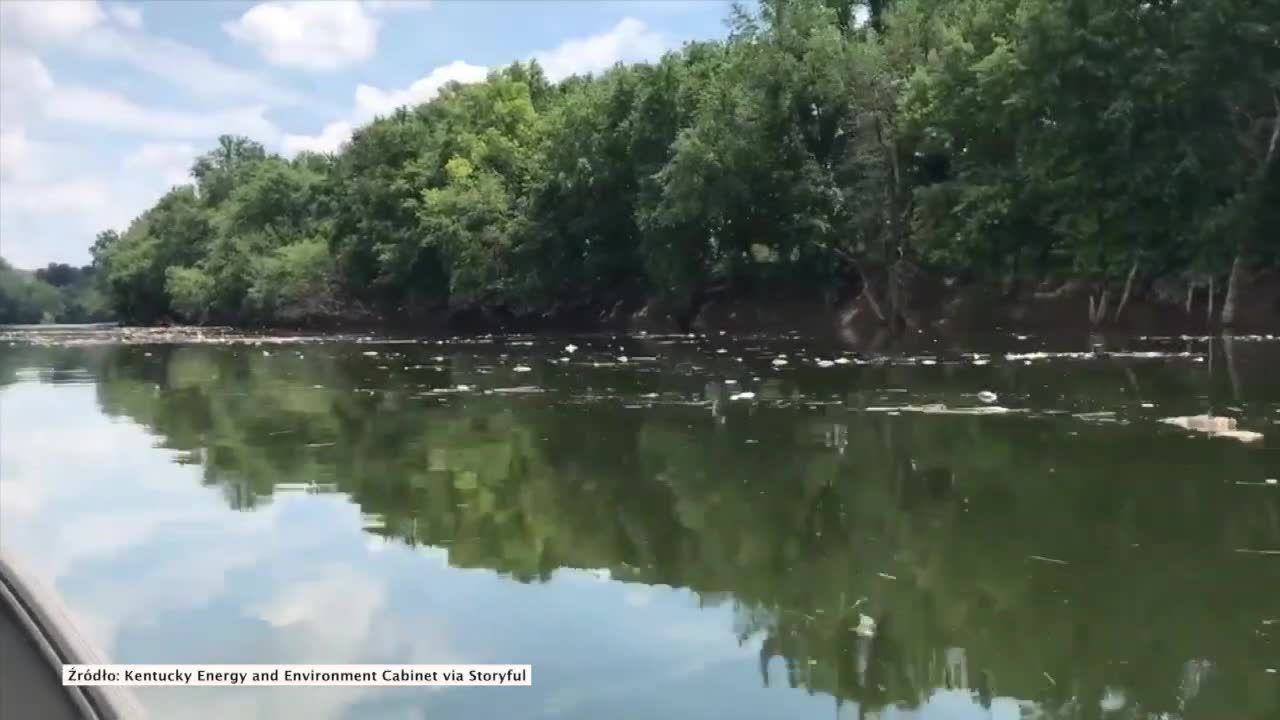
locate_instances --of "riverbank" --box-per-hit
[214,267,1280,338]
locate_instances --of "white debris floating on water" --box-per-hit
[855,614,877,638]
[865,404,1018,416]
[1160,415,1265,444]
[977,390,998,404]
[513,365,532,373]
[816,359,835,368]
[1004,351,1095,361]
[730,392,756,401]
[1029,554,1070,565]
[564,344,579,354]
[772,358,789,367]
[834,357,851,365]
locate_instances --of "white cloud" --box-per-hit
[0,51,280,142]
[281,60,487,156]
[1,87,270,267]
[0,1,297,106]
[0,128,39,181]
[1,156,181,267]
[44,86,278,140]
[353,60,488,123]
[364,0,433,13]
[1,177,110,214]
[123,142,199,186]
[0,127,120,265]
[81,27,305,105]
[0,0,104,45]
[106,2,143,30]
[612,0,702,16]
[225,1,380,71]
[0,49,53,131]
[282,120,354,156]
[533,17,667,81]
[279,18,667,158]
[0,47,55,96]
[0,39,283,267]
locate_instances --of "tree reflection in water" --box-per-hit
[5,337,1277,719]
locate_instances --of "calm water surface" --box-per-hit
[1,326,1278,719]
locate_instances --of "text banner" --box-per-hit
[63,664,532,687]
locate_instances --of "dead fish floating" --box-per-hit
[1160,415,1264,444]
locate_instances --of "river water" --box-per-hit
[1,326,1277,719]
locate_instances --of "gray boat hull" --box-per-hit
[0,551,144,719]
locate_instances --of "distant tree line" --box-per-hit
[81,0,1277,328]
[0,259,113,324]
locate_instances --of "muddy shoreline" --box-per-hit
[64,270,1280,338]
[209,270,1280,335]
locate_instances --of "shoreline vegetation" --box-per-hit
[3,0,1277,333]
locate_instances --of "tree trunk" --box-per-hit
[1222,333,1241,400]
[1206,276,1215,322]
[1114,260,1139,321]
[1217,91,1277,326]
[862,285,887,323]
[1088,289,1109,326]
[873,113,910,333]
[1221,252,1245,326]
[1185,281,1194,314]
[853,262,887,323]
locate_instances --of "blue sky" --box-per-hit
[0,0,733,269]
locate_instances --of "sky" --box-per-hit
[0,0,733,269]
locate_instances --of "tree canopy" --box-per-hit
[81,0,1278,328]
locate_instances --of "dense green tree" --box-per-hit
[85,0,1277,328]
[901,0,1279,322]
